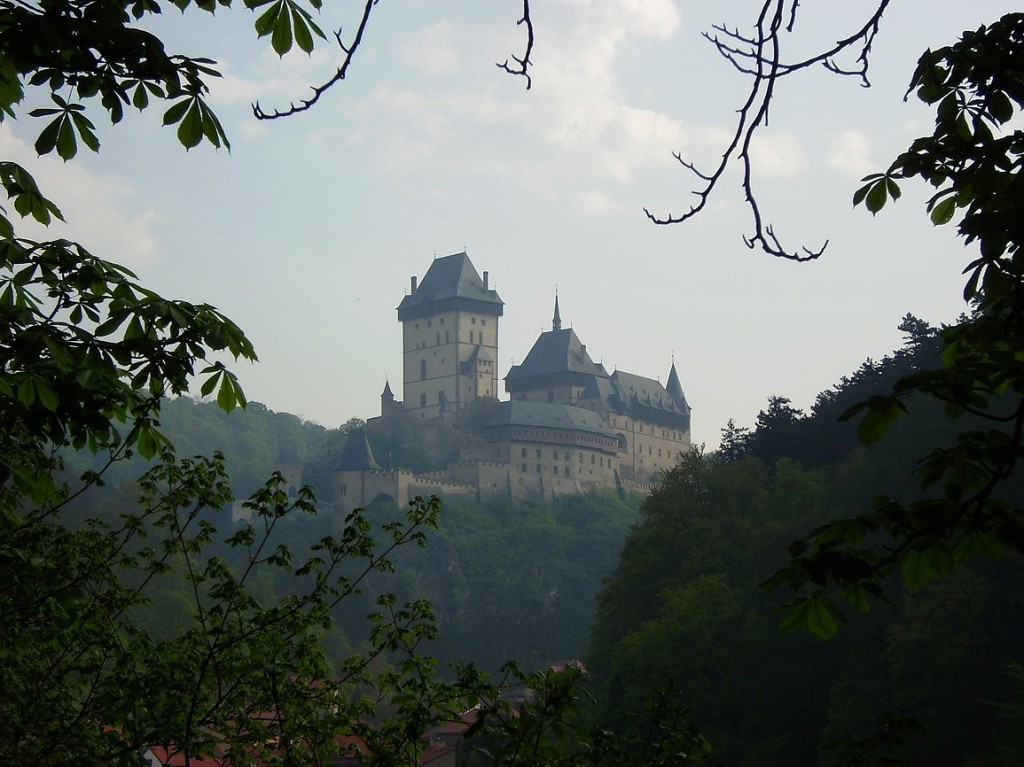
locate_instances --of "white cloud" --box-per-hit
[337,3,690,191]
[394,20,465,77]
[827,129,874,177]
[572,189,631,216]
[748,131,804,177]
[0,126,163,267]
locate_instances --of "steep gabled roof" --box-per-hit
[397,251,503,320]
[605,370,691,425]
[504,328,608,389]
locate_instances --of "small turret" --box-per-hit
[552,291,562,331]
[666,360,689,412]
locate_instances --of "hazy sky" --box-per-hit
[5,1,1017,447]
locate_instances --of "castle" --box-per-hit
[333,251,691,512]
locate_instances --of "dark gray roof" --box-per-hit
[484,401,617,438]
[397,252,503,319]
[609,371,690,416]
[665,362,689,410]
[337,431,381,471]
[504,328,608,387]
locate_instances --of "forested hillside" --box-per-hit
[588,318,1024,766]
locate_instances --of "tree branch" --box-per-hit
[496,0,534,90]
[647,0,892,261]
[252,0,377,120]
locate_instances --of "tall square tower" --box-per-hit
[397,252,504,419]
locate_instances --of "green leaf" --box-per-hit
[930,196,956,225]
[900,545,953,590]
[136,425,158,459]
[17,378,35,406]
[292,6,315,53]
[271,8,294,55]
[200,368,221,397]
[806,597,841,640]
[70,112,100,153]
[34,379,59,411]
[176,102,203,149]
[162,98,191,127]
[34,117,63,156]
[864,180,888,214]
[989,90,1014,123]
[856,398,905,445]
[56,114,78,160]
[255,1,283,37]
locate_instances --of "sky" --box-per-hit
[4,0,1019,448]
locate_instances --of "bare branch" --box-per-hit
[649,0,892,260]
[252,0,377,121]
[496,0,534,90]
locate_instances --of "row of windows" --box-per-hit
[633,444,666,457]
[517,447,610,467]
[413,317,489,330]
[520,463,609,475]
[410,329,488,349]
[609,419,684,441]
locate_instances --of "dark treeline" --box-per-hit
[588,316,1024,766]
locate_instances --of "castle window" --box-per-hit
[564,452,570,461]
[521,448,527,458]
[553,466,559,475]
[420,393,427,407]
[536,465,541,473]
[438,390,444,404]
[436,332,440,345]
[427,320,432,327]
[536,449,541,459]
[591,455,596,465]
[339,483,347,496]
[470,331,475,343]
[547,390,554,403]
[446,330,450,342]
[522,463,528,472]
[439,317,444,325]
[471,317,476,324]
[481,319,486,326]
[420,359,427,380]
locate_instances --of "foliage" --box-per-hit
[591,396,1024,765]
[764,13,1024,631]
[470,664,711,767]
[0,3,503,764]
[2,449,495,765]
[0,0,331,157]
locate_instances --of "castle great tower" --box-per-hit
[397,252,504,419]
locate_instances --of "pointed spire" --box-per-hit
[552,289,562,331]
[666,360,687,408]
